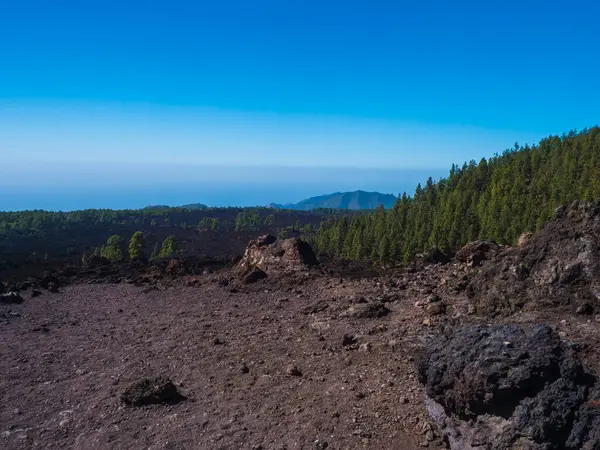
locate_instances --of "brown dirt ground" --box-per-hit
[0,275,446,450]
[2,263,599,450]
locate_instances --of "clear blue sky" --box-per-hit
[0,0,598,210]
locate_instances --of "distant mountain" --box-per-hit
[268,191,397,211]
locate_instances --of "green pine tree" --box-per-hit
[128,231,145,260]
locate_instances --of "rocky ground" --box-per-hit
[2,200,600,449]
[0,276,449,450]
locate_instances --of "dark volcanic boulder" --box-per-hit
[418,324,599,450]
[121,377,185,406]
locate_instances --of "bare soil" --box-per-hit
[0,274,450,450]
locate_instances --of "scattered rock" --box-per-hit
[314,439,329,450]
[341,302,390,319]
[302,300,329,315]
[0,292,24,305]
[425,302,446,316]
[358,343,371,352]
[576,302,594,315]
[286,364,302,377]
[342,334,358,347]
[31,289,42,298]
[121,377,185,406]
[240,364,250,374]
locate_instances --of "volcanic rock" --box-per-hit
[418,324,599,450]
[0,292,24,305]
[286,364,302,377]
[120,376,185,406]
[341,302,390,319]
[237,235,318,280]
[455,240,500,267]
[467,199,600,315]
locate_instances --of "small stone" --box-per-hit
[314,439,329,449]
[241,364,250,374]
[286,364,302,377]
[576,302,594,315]
[358,343,371,352]
[342,334,358,347]
[426,302,446,316]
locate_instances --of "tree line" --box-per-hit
[0,206,329,237]
[313,127,600,263]
[83,233,179,263]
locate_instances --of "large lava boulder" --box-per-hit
[418,324,600,450]
[467,199,600,315]
[237,234,318,281]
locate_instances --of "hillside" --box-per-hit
[269,190,397,211]
[314,127,600,262]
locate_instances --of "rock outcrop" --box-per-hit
[418,324,600,450]
[467,199,600,315]
[236,235,318,282]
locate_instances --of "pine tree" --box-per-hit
[128,231,145,260]
[101,235,124,262]
[158,235,177,258]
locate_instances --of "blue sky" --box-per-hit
[1,0,599,210]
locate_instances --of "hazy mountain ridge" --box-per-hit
[269,190,397,210]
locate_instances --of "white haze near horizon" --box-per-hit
[0,102,554,211]
[0,163,446,211]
